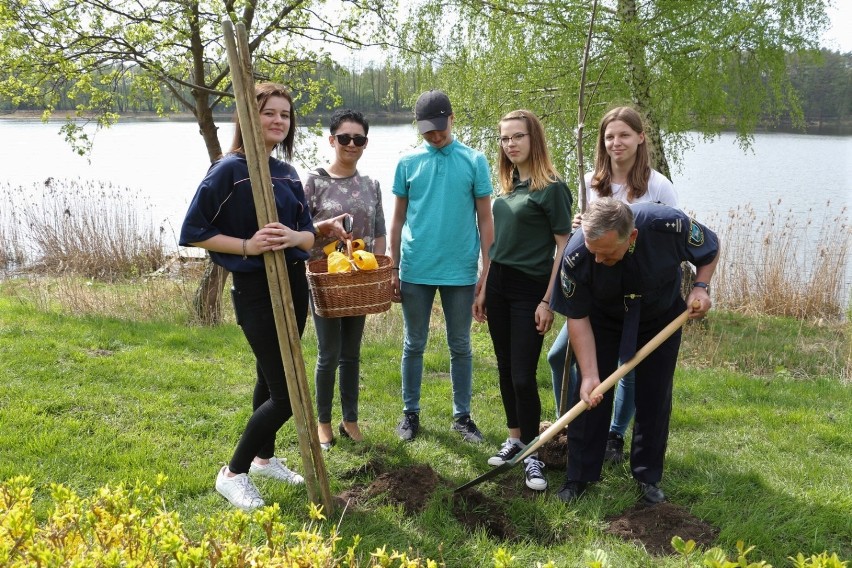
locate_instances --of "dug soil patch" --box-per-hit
[606,502,719,555]
[337,463,515,540]
[537,421,568,470]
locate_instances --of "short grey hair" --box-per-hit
[581,197,635,241]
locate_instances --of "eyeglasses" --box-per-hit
[334,134,368,147]
[498,133,529,146]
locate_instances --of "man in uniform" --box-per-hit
[552,198,720,504]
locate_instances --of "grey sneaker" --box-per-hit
[452,415,484,443]
[524,456,547,491]
[488,438,523,466]
[395,412,420,441]
[215,466,265,511]
[249,457,304,485]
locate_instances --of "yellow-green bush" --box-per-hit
[0,475,438,567]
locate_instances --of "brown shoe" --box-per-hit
[317,422,334,450]
[339,421,363,442]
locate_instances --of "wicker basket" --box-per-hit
[306,254,394,318]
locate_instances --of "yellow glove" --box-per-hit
[352,250,378,270]
[327,251,351,273]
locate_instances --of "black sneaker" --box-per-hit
[487,438,523,466]
[451,415,484,443]
[524,457,547,491]
[556,480,587,503]
[395,412,420,441]
[604,431,625,464]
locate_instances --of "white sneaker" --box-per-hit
[249,457,305,485]
[524,457,548,491]
[215,466,265,511]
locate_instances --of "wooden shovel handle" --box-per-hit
[516,301,698,463]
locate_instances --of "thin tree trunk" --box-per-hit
[617,0,671,179]
[192,93,228,325]
[193,260,227,325]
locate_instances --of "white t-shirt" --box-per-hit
[582,169,679,208]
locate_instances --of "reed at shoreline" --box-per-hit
[1,178,850,322]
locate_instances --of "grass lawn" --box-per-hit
[0,282,849,567]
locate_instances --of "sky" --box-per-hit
[822,0,852,52]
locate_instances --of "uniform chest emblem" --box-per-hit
[688,220,705,247]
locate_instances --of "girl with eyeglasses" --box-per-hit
[180,82,315,511]
[304,108,387,450]
[474,109,573,492]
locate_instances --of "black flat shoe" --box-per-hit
[338,422,351,439]
[556,480,587,503]
[638,481,666,504]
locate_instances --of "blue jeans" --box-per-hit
[547,322,635,436]
[400,281,475,419]
[311,302,366,424]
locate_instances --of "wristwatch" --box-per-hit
[693,281,710,294]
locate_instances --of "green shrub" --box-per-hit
[0,475,441,567]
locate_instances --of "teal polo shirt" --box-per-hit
[392,138,493,285]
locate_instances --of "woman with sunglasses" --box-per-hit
[180,82,314,511]
[474,109,572,492]
[304,108,386,449]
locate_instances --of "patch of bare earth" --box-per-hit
[336,463,515,540]
[606,502,719,555]
[537,421,568,470]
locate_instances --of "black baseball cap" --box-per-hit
[415,90,453,134]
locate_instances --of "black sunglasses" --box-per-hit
[334,133,368,147]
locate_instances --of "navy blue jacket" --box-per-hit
[180,153,314,272]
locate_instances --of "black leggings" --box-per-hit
[485,262,548,445]
[228,262,308,474]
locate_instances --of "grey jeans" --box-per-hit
[311,301,366,424]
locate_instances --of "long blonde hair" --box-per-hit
[497,110,560,194]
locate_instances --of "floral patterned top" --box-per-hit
[304,168,386,261]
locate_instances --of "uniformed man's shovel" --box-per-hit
[454,305,695,493]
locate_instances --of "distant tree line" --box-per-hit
[3,49,849,131]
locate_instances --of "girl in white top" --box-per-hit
[550,106,679,465]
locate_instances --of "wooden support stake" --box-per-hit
[221,17,333,512]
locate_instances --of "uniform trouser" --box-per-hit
[548,323,636,434]
[228,263,308,474]
[311,305,366,424]
[485,262,547,445]
[565,299,684,484]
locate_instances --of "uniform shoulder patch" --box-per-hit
[688,219,705,247]
[562,239,588,269]
[560,270,576,299]
[649,216,684,233]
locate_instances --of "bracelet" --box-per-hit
[392,267,400,270]
[539,300,553,313]
[242,238,248,260]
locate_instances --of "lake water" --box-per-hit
[2,119,851,292]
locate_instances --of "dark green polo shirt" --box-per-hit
[489,176,573,281]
